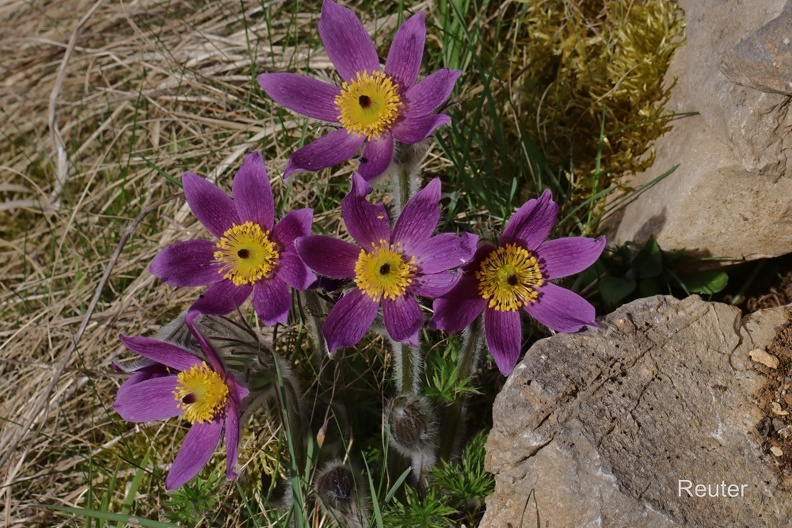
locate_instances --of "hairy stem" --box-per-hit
[439,315,485,460]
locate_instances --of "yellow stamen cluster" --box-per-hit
[173,362,229,424]
[475,244,545,312]
[335,70,402,141]
[354,240,416,301]
[214,221,279,286]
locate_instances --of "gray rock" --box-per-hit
[611,0,792,263]
[481,295,792,528]
[721,3,792,96]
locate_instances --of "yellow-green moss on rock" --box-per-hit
[515,0,685,204]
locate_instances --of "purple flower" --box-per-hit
[113,312,248,489]
[257,0,461,181]
[150,151,315,325]
[296,173,477,353]
[429,190,606,376]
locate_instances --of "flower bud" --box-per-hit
[314,461,369,528]
[388,394,438,460]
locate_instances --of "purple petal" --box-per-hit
[232,152,274,230]
[253,279,291,326]
[410,271,459,298]
[224,397,240,480]
[182,173,240,239]
[382,295,423,344]
[150,239,223,287]
[184,311,225,374]
[165,420,223,490]
[190,280,252,315]
[295,235,359,278]
[501,190,558,251]
[485,309,522,376]
[227,375,249,406]
[342,173,391,247]
[357,135,394,182]
[411,231,478,274]
[322,288,379,354]
[384,12,425,91]
[538,236,606,279]
[257,73,341,122]
[114,375,181,422]
[524,282,597,333]
[272,208,313,248]
[391,178,440,250]
[391,113,450,144]
[119,334,202,372]
[429,274,487,334]
[284,128,365,179]
[319,0,380,83]
[276,251,316,290]
[403,68,461,118]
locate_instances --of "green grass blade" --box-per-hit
[35,505,177,528]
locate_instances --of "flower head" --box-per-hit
[257,0,461,181]
[429,190,606,376]
[149,151,315,325]
[295,173,477,353]
[113,311,248,489]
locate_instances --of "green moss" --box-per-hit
[515,0,685,208]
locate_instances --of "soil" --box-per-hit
[716,254,792,475]
[754,321,792,474]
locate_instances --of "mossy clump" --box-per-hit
[514,0,685,207]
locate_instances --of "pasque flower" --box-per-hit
[258,0,461,181]
[150,151,315,325]
[296,173,477,353]
[430,190,606,376]
[113,311,248,489]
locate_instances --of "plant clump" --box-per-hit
[512,0,685,204]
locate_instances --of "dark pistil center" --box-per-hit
[237,248,250,259]
[507,275,519,286]
[379,263,391,275]
[182,393,196,404]
[358,95,371,109]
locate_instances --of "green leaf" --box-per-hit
[599,276,636,306]
[679,270,729,294]
[117,449,150,528]
[35,505,177,528]
[631,236,662,278]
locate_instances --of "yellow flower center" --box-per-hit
[335,70,402,141]
[173,362,229,424]
[475,244,545,312]
[214,221,279,286]
[354,240,416,301]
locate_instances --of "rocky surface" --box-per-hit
[611,0,792,263]
[481,295,792,528]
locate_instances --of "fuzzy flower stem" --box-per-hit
[298,290,328,371]
[388,141,423,215]
[390,337,422,395]
[439,314,485,461]
[398,164,412,215]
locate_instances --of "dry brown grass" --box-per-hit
[0,0,411,525]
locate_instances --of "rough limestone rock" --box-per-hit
[481,295,792,528]
[611,0,792,263]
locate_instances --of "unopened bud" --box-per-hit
[315,461,369,528]
[388,395,438,460]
